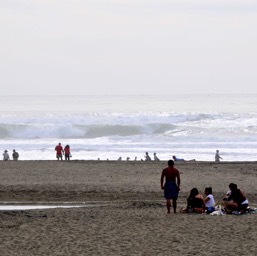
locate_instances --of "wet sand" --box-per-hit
[0,160,257,255]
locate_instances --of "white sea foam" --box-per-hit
[1,94,257,161]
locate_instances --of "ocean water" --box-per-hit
[1,94,257,161]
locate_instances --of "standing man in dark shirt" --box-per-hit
[160,159,181,214]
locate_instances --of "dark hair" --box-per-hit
[205,187,212,194]
[229,183,237,190]
[189,188,199,198]
[168,160,174,166]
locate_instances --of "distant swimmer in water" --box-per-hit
[3,150,10,161]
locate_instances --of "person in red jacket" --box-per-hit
[55,143,64,160]
[64,145,71,161]
[160,159,181,214]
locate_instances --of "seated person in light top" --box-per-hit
[204,187,215,214]
[3,150,10,161]
[173,155,195,162]
[153,153,160,162]
[173,155,185,162]
[181,188,205,213]
[223,183,249,213]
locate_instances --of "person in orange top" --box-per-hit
[160,159,181,214]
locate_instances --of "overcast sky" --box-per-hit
[1,0,257,95]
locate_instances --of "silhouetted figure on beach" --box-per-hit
[145,152,151,161]
[12,149,19,161]
[215,150,222,162]
[3,150,10,161]
[153,153,160,162]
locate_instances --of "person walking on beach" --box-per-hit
[55,143,64,160]
[215,150,222,162]
[160,159,181,214]
[12,149,19,161]
[64,145,71,161]
[3,150,10,161]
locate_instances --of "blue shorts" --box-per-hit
[164,182,179,200]
[206,206,215,214]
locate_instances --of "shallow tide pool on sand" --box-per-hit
[0,202,111,211]
[0,205,84,211]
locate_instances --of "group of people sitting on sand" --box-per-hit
[180,183,249,215]
[2,149,19,161]
[182,183,250,215]
[161,159,250,215]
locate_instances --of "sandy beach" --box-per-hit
[0,160,257,255]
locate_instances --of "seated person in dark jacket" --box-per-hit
[223,183,248,213]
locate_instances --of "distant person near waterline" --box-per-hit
[160,159,181,214]
[12,149,19,161]
[64,145,71,161]
[3,150,10,161]
[145,152,151,161]
[153,153,160,162]
[215,150,222,162]
[173,155,195,162]
[172,155,185,162]
[55,143,64,160]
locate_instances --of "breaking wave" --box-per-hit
[1,112,257,140]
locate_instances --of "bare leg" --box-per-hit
[166,199,171,213]
[224,201,238,213]
[173,200,177,213]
